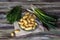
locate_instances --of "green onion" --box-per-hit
[31,5,57,30]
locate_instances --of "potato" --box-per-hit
[30,18,35,22]
[14,29,20,33]
[27,19,31,23]
[24,26,32,30]
[25,12,30,16]
[24,25,29,28]
[32,15,36,19]
[20,25,25,29]
[23,20,28,25]
[18,22,23,25]
[28,14,32,19]
[28,24,34,27]
[11,32,15,37]
[20,19,23,22]
[23,16,28,19]
[35,23,37,25]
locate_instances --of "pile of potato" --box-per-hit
[18,12,37,31]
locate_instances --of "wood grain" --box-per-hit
[0,2,60,39]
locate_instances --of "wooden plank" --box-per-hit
[0,2,59,4]
[0,2,60,39]
[0,2,60,12]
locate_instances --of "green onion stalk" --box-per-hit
[30,5,57,30]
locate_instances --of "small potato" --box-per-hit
[30,18,35,22]
[20,25,25,29]
[24,25,29,28]
[14,29,20,33]
[18,22,23,25]
[24,26,32,30]
[28,14,32,18]
[28,24,34,27]
[27,19,31,23]
[35,23,37,25]
[23,16,28,19]
[25,12,30,16]
[11,32,15,37]
[20,19,23,22]
[23,20,28,25]
[33,15,36,19]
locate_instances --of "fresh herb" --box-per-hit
[31,5,57,30]
[6,6,22,24]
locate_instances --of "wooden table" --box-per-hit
[0,2,60,40]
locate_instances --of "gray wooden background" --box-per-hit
[0,0,60,2]
[0,1,60,40]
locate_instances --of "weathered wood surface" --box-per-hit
[0,0,60,2]
[0,2,60,16]
[0,2,60,25]
[0,2,60,40]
